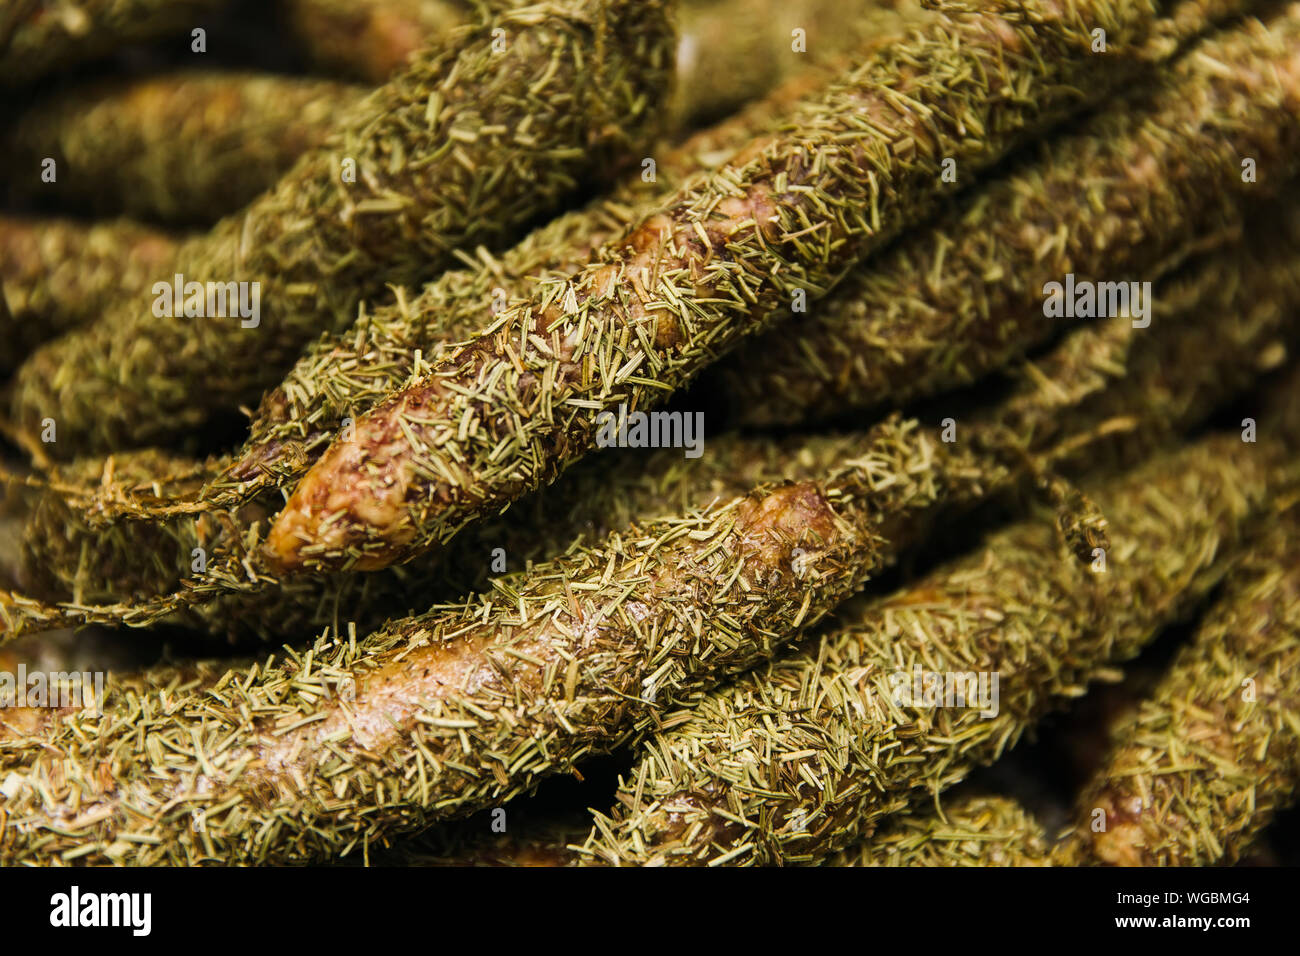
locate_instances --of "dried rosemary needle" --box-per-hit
[9,0,677,455]
[0,215,177,375]
[2,71,365,226]
[265,0,1251,573]
[712,2,1300,425]
[574,421,1297,866]
[0,0,229,86]
[1055,509,1300,866]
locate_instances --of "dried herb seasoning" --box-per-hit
[990,208,1300,474]
[9,0,677,455]
[712,4,1300,425]
[825,795,1052,867]
[3,71,364,226]
[21,0,1253,518]
[17,449,257,610]
[8,433,866,639]
[217,201,642,497]
[13,198,1300,639]
[264,0,1249,574]
[1055,512,1300,866]
[14,61,851,535]
[5,251,1294,858]
[0,0,230,86]
[211,62,843,505]
[3,0,1298,871]
[0,417,1007,863]
[379,791,1051,866]
[0,215,177,376]
[574,420,1298,866]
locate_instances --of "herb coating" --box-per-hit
[3,71,364,226]
[0,215,177,376]
[1056,510,1300,866]
[715,6,1300,424]
[575,425,1296,865]
[266,0,1245,574]
[9,0,676,455]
